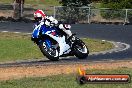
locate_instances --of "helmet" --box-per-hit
[34,9,46,22]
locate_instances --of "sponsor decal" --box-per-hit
[77,66,131,84]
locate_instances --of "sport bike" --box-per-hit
[31,22,89,61]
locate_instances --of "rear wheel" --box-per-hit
[73,38,89,59]
[39,41,59,61]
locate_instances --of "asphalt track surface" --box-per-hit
[0,22,132,66]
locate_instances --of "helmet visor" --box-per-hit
[34,17,42,21]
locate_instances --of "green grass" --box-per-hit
[0,32,113,62]
[0,32,44,62]
[0,0,61,6]
[0,0,61,16]
[82,38,113,52]
[0,68,131,88]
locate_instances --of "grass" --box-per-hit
[0,32,114,62]
[0,0,61,17]
[82,38,113,52]
[0,32,44,62]
[0,68,131,88]
[0,0,61,6]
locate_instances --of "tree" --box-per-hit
[56,0,91,23]
[101,0,132,9]
[60,0,91,7]
[13,0,24,19]
[100,0,132,20]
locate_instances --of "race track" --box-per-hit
[0,22,132,66]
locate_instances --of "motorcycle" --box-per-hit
[31,22,89,61]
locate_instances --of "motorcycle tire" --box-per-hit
[39,41,59,61]
[73,38,89,59]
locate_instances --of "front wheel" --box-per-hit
[73,38,89,59]
[39,41,59,61]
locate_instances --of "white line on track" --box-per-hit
[1,31,9,32]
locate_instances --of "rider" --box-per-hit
[32,9,72,42]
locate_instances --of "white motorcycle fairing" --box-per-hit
[45,30,71,56]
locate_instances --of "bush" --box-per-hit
[100,9,125,19]
[55,6,89,23]
[56,0,91,23]
[60,0,91,7]
[100,0,132,19]
[101,0,132,9]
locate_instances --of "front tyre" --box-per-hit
[39,41,59,61]
[73,38,89,59]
